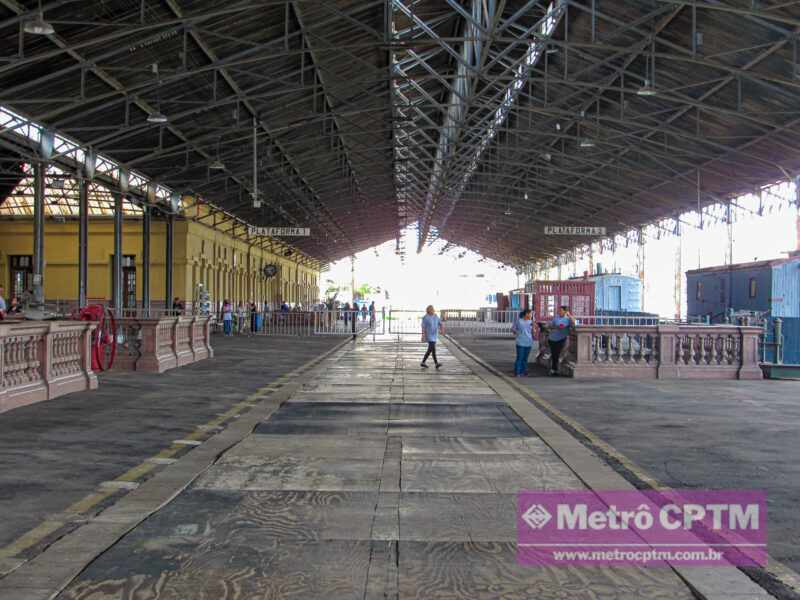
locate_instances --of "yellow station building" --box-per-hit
[0,173,321,311]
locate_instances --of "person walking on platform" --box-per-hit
[369,301,376,327]
[420,305,444,369]
[511,308,534,377]
[222,300,233,336]
[547,306,575,376]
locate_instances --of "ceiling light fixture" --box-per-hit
[638,42,658,97]
[209,137,225,169]
[147,62,168,124]
[579,137,596,149]
[147,111,168,124]
[24,1,54,35]
[637,79,657,96]
[24,15,54,35]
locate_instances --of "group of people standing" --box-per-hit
[512,306,575,376]
[417,304,574,375]
[220,300,269,336]
[341,301,375,325]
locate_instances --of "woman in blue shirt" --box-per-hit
[511,309,534,377]
[547,306,575,376]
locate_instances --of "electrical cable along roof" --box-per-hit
[1,1,800,265]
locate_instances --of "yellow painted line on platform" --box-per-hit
[0,520,64,560]
[151,447,180,461]
[64,491,115,515]
[115,462,157,483]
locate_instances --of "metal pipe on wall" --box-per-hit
[142,204,151,316]
[78,176,88,308]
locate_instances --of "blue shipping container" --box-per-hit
[591,274,642,312]
[771,260,800,318]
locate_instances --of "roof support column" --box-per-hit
[165,213,174,314]
[78,175,88,309]
[636,228,646,313]
[112,191,123,317]
[32,162,45,306]
[141,204,151,317]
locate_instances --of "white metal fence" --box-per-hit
[214,310,377,337]
[388,309,517,338]
[201,307,717,338]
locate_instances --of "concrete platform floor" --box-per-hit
[0,334,342,565]
[451,335,800,579]
[0,335,782,599]
[13,337,738,600]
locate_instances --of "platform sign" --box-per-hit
[544,226,606,236]
[248,226,310,237]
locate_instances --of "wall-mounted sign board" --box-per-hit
[248,226,310,237]
[544,226,607,236]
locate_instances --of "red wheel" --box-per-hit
[78,305,117,371]
[92,307,117,371]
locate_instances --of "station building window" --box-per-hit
[749,278,757,298]
[696,281,703,301]
[9,255,33,298]
[109,255,137,309]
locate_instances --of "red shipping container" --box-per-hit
[533,280,595,322]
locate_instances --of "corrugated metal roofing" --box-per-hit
[2,1,800,264]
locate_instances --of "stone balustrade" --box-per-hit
[564,324,763,379]
[0,320,98,414]
[114,315,213,373]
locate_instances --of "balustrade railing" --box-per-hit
[115,315,213,373]
[0,321,97,414]
[565,324,762,379]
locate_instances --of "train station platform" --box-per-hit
[0,335,776,599]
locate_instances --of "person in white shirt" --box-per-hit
[420,305,444,369]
